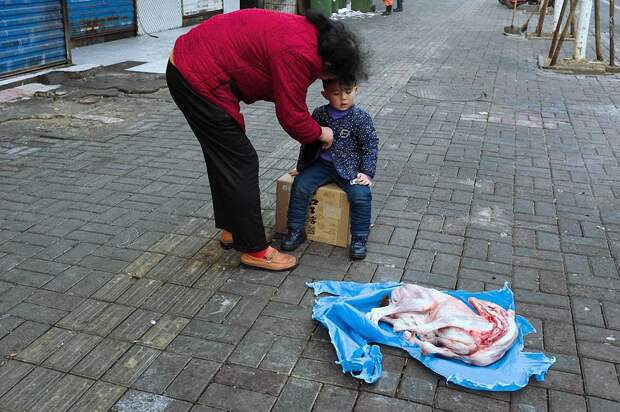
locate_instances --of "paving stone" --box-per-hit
[0,366,64,411]
[17,327,75,364]
[581,358,620,401]
[71,339,133,379]
[69,380,127,412]
[114,389,192,412]
[167,335,234,362]
[0,360,34,398]
[260,336,306,374]
[224,296,269,327]
[199,383,277,412]
[0,320,50,357]
[252,315,316,339]
[67,271,114,298]
[165,358,220,402]
[435,387,509,412]
[355,392,431,412]
[313,384,358,412]
[587,397,620,412]
[26,289,85,311]
[271,377,321,412]
[103,345,160,386]
[228,330,276,368]
[543,321,577,355]
[80,304,135,336]
[132,351,189,393]
[116,278,163,308]
[293,358,359,389]
[122,252,166,279]
[182,319,246,345]
[44,332,103,372]
[510,386,548,412]
[110,309,162,342]
[571,296,605,327]
[139,315,189,349]
[549,390,587,412]
[398,361,438,405]
[602,301,620,330]
[1,268,54,287]
[195,293,241,323]
[9,302,68,324]
[169,259,210,286]
[30,373,94,412]
[92,275,134,302]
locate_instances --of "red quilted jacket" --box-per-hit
[173,9,323,144]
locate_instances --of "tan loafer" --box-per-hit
[240,246,297,271]
[219,230,233,250]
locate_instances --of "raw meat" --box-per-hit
[367,284,518,366]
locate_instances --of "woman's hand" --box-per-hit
[318,126,334,149]
[288,169,299,176]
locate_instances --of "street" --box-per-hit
[1,0,620,410]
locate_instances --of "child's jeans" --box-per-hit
[287,160,372,237]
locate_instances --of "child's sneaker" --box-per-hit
[350,235,368,260]
[281,228,306,252]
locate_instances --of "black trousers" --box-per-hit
[166,62,268,253]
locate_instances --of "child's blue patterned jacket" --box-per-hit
[296,105,379,180]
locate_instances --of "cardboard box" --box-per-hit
[275,173,351,248]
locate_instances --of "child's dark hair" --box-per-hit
[305,9,368,84]
[322,78,356,90]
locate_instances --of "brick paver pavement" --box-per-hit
[1,0,620,410]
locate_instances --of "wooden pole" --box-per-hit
[549,0,570,58]
[551,0,580,65]
[570,0,576,36]
[594,0,603,60]
[535,0,550,35]
[611,0,616,66]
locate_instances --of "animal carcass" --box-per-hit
[367,284,518,366]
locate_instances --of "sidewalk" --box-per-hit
[1,0,620,411]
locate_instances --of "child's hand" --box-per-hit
[356,173,372,186]
[288,169,299,176]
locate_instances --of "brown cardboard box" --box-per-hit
[275,173,351,248]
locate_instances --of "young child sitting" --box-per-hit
[281,78,379,259]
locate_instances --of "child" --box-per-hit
[382,0,393,15]
[281,78,379,260]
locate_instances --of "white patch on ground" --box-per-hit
[331,7,377,19]
[114,390,174,412]
[470,206,511,228]
[72,114,124,124]
[0,83,60,103]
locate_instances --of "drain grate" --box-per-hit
[407,84,488,102]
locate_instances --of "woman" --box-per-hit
[167,9,366,271]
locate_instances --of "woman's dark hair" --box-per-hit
[305,9,368,84]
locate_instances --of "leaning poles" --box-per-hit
[552,0,565,30]
[535,0,551,35]
[574,0,593,60]
[611,0,617,66]
[550,0,580,65]
[594,0,603,60]
[549,0,570,58]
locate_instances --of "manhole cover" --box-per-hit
[407,85,488,102]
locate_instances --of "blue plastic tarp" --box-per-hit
[307,281,555,391]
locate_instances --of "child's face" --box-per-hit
[322,83,358,111]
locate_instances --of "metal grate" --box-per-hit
[264,0,297,14]
[136,0,183,35]
[407,84,487,102]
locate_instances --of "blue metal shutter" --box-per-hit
[67,0,135,39]
[0,0,70,77]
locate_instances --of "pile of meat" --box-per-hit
[367,284,518,366]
